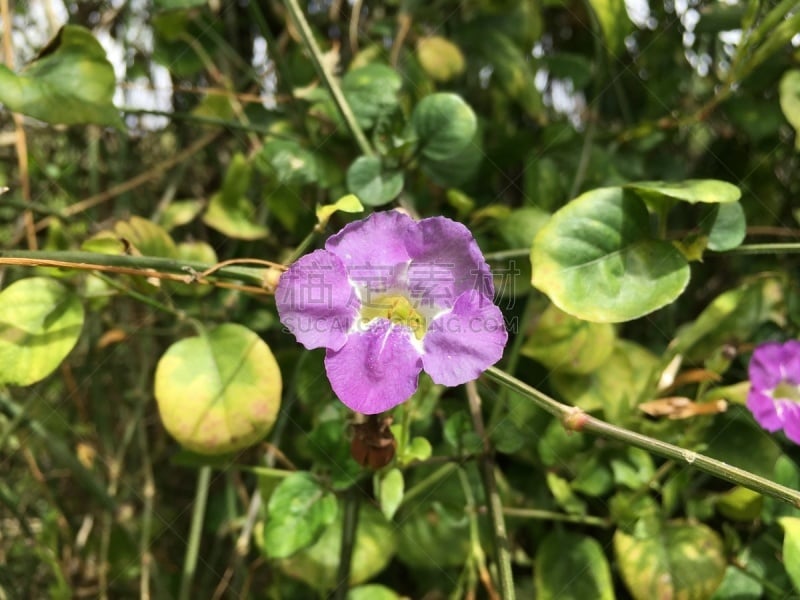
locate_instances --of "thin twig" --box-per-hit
[178,466,212,600]
[282,0,374,157]
[484,367,800,507]
[466,381,515,600]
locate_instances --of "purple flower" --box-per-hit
[746,340,800,444]
[276,211,508,414]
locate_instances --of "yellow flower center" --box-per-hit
[774,381,800,403]
[361,294,427,340]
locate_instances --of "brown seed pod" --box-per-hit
[350,414,397,469]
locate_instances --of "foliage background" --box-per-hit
[1,0,800,598]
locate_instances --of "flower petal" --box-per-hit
[779,340,800,385]
[749,342,788,390]
[275,249,359,351]
[746,388,783,432]
[422,290,507,386]
[325,319,422,414]
[325,210,419,268]
[781,401,800,444]
[407,216,495,311]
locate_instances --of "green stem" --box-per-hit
[401,462,459,507]
[484,249,529,261]
[178,466,212,600]
[282,0,374,157]
[466,382,515,600]
[721,243,800,255]
[503,507,609,528]
[483,367,800,508]
[0,249,268,287]
[332,489,361,600]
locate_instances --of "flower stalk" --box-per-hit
[484,367,800,507]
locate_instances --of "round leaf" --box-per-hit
[278,503,396,591]
[521,303,616,374]
[342,64,402,130]
[263,472,338,559]
[531,187,690,323]
[614,521,726,600]
[417,36,465,82]
[535,530,615,600]
[0,278,84,386]
[411,93,477,162]
[706,202,746,251]
[346,156,404,207]
[154,323,282,454]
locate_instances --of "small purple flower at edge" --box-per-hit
[275,210,509,414]
[747,340,800,444]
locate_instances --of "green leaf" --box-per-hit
[614,521,726,600]
[316,194,365,227]
[626,179,742,205]
[780,70,800,151]
[342,64,402,130]
[255,139,318,186]
[0,26,121,127]
[278,503,396,591]
[535,530,615,600]
[157,200,205,231]
[521,303,616,374]
[346,156,404,207]
[401,436,432,464]
[587,0,632,56]
[704,409,782,478]
[411,93,477,162]
[0,278,84,386]
[531,187,690,323]
[263,472,338,559]
[166,241,218,297]
[716,487,763,521]
[154,323,281,454]
[377,468,404,520]
[706,202,746,251]
[474,30,543,119]
[779,517,800,592]
[347,585,400,600]
[552,340,657,423]
[417,36,465,82]
[203,153,268,240]
[546,472,587,515]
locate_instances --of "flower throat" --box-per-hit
[360,294,427,340]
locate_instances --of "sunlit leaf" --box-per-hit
[780,517,800,592]
[521,303,616,374]
[531,187,690,323]
[626,179,742,205]
[347,585,400,600]
[277,503,396,591]
[0,278,84,386]
[417,36,465,82]
[706,202,746,251]
[346,156,403,207]
[615,520,726,600]
[154,323,281,454]
[263,472,338,559]
[316,194,365,226]
[203,153,269,240]
[157,200,205,231]
[255,139,318,186]
[0,26,121,127]
[535,530,615,600]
